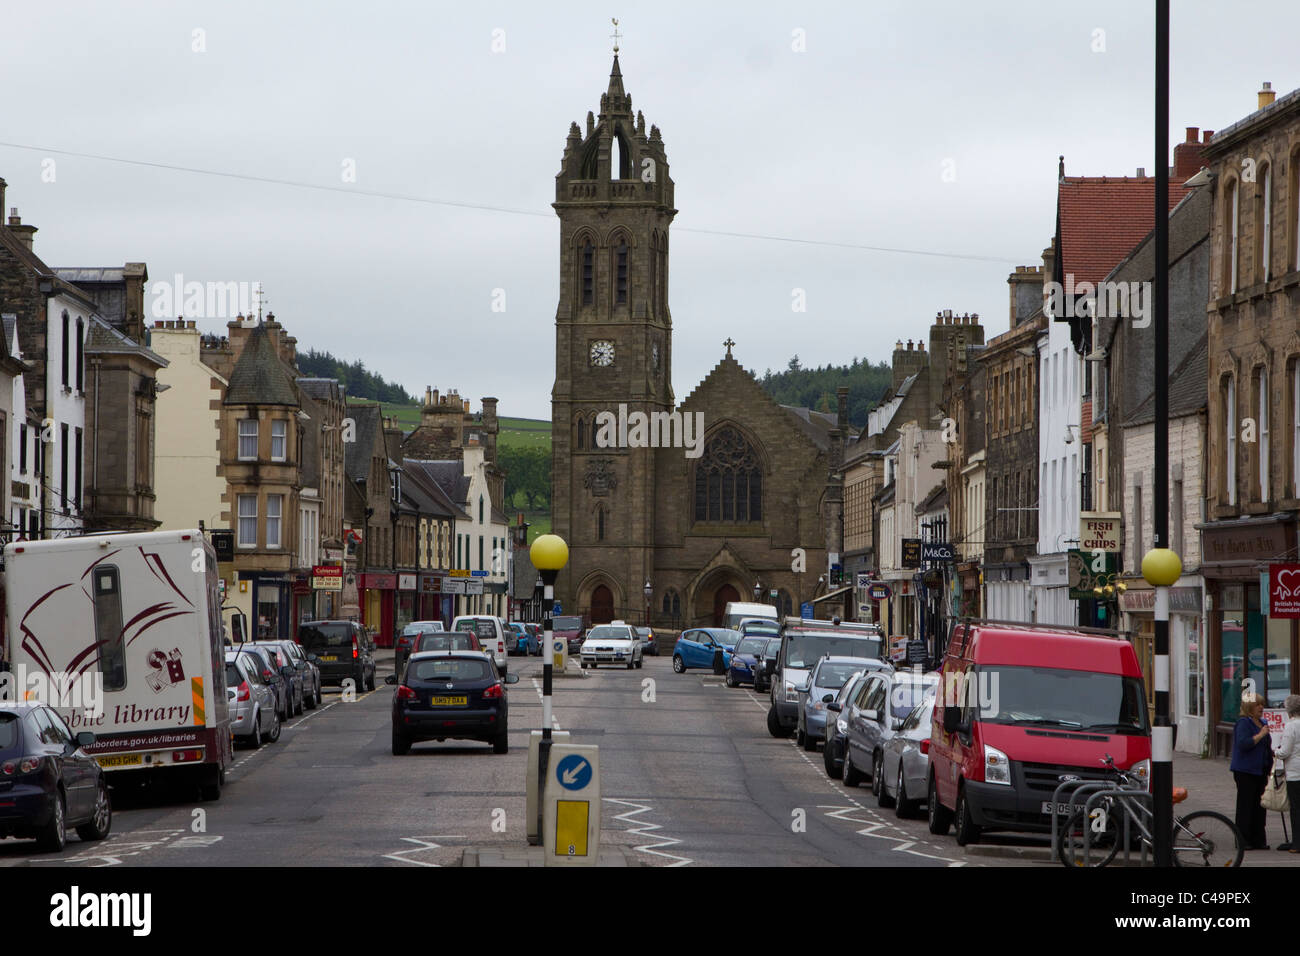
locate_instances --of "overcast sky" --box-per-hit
[3,1,1295,420]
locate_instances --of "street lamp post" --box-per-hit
[643,579,652,628]
[529,534,568,841]
[753,581,763,604]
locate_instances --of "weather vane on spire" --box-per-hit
[610,17,621,54]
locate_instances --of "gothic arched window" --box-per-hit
[591,417,599,449]
[576,415,586,450]
[693,427,763,523]
[581,240,595,306]
[649,233,658,313]
[614,239,629,306]
[596,505,606,541]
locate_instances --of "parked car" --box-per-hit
[553,615,586,655]
[738,618,780,641]
[927,621,1151,846]
[236,644,291,720]
[672,628,742,673]
[396,621,445,672]
[635,626,658,657]
[387,651,519,755]
[507,623,539,656]
[799,656,894,751]
[0,702,111,852]
[878,696,937,817]
[451,615,509,675]
[581,622,644,669]
[247,641,305,717]
[525,623,544,655]
[298,620,377,691]
[840,668,939,794]
[225,650,280,747]
[726,635,771,687]
[416,631,482,655]
[768,618,885,738]
[752,638,782,694]
[823,670,874,780]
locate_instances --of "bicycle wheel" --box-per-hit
[1058,803,1121,868]
[1172,811,1244,868]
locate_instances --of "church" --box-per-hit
[550,53,851,629]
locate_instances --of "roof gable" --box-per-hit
[224,323,298,407]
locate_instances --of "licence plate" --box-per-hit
[320,655,338,662]
[1041,801,1074,816]
[97,754,144,769]
[430,696,467,706]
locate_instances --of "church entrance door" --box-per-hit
[712,584,740,627]
[591,585,615,624]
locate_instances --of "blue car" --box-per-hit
[672,628,741,673]
[726,635,771,687]
[507,623,539,656]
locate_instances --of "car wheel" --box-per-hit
[635,657,643,669]
[581,661,588,669]
[927,772,953,835]
[843,748,865,788]
[249,710,263,749]
[953,785,980,846]
[796,726,806,748]
[306,685,318,710]
[76,780,113,841]
[824,739,843,780]
[895,765,911,818]
[767,706,788,738]
[392,729,411,756]
[626,657,634,670]
[199,765,223,802]
[875,754,895,808]
[672,655,686,674]
[493,731,509,755]
[725,672,736,687]
[803,727,817,752]
[37,791,67,852]
[267,711,282,743]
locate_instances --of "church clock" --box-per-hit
[590,339,615,367]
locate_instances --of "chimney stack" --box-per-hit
[1173,125,1207,180]
[1259,82,1276,110]
[6,208,36,252]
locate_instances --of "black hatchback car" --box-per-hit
[298,620,376,691]
[0,703,112,852]
[387,651,518,755]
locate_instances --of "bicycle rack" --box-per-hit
[1051,778,1154,867]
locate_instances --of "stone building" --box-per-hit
[549,56,851,626]
[1202,82,1300,754]
[298,377,348,619]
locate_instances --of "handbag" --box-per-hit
[1262,756,1290,813]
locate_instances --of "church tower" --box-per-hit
[550,50,677,621]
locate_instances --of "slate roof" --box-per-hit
[224,322,298,407]
[344,403,384,482]
[1123,334,1209,427]
[406,460,472,507]
[511,549,540,599]
[1058,175,1192,287]
[401,460,469,521]
[297,377,343,402]
[53,267,125,284]
[84,315,167,366]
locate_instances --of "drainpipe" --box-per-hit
[92,357,100,525]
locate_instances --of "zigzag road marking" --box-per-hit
[382,835,466,867]
[604,798,693,867]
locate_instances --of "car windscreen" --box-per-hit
[585,626,632,641]
[0,713,18,752]
[735,638,767,657]
[419,634,477,652]
[784,634,882,669]
[403,624,439,636]
[708,629,741,647]
[812,662,864,690]
[298,623,354,649]
[459,619,498,640]
[408,658,495,683]
[972,665,1149,733]
[890,677,940,720]
[553,617,583,631]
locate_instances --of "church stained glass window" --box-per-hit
[693,427,762,523]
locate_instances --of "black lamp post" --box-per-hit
[643,579,652,627]
[753,581,763,603]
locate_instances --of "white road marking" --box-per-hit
[529,678,563,731]
[382,835,466,867]
[604,798,693,867]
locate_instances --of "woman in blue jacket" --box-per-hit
[1230,690,1272,849]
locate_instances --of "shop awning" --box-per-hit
[811,585,854,604]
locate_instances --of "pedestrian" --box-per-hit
[1230,690,1272,850]
[1273,694,1300,853]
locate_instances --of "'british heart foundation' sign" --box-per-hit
[1268,564,1300,618]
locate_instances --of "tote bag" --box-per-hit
[1262,756,1290,813]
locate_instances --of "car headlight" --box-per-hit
[812,701,825,712]
[1127,759,1151,791]
[785,682,799,702]
[836,719,848,733]
[983,744,1011,786]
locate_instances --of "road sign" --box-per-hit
[856,572,871,590]
[471,570,489,577]
[553,602,562,614]
[800,602,813,618]
[556,753,593,791]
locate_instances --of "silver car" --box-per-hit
[841,669,940,795]
[877,696,936,817]
[225,651,280,747]
[798,656,890,752]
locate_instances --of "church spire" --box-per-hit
[608,54,625,100]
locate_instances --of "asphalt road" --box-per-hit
[2,654,1002,867]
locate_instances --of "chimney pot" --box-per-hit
[1202,129,1214,143]
[154,320,164,329]
[1185,126,1198,143]
[1136,167,1145,178]
[186,320,196,329]
[1259,82,1276,109]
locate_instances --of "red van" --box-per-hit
[927,621,1151,845]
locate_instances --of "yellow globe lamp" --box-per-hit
[530,534,569,572]
[1141,548,1182,588]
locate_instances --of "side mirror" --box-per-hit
[827,702,842,713]
[822,693,834,703]
[75,731,96,748]
[942,707,960,734]
[505,674,520,684]
[384,674,397,685]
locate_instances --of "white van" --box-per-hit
[450,615,509,674]
[723,602,778,631]
[3,529,233,799]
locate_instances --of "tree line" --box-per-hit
[757,355,894,428]
[297,348,415,404]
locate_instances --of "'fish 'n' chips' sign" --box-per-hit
[1268,564,1300,618]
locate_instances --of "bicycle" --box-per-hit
[1057,754,1244,868]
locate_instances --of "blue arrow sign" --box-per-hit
[471,570,489,577]
[553,640,564,653]
[556,753,592,791]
